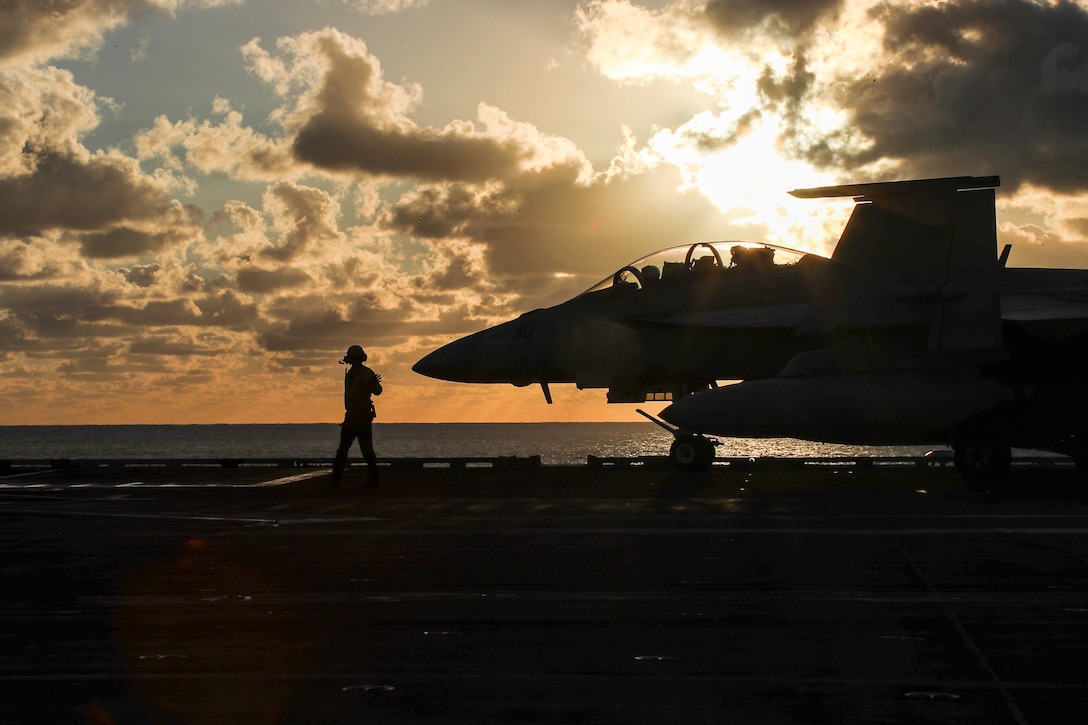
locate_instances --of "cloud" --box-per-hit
[128,336,225,356]
[259,181,346,261]
[0,66,99,174]
[8,2,1086,425]
[77,218,198,259]
[135,99,296,180]
[119,263,162,287]
[0,266,260,340]
[704,0,843,41]
[580,0,1088,214]
[0,149,188,236]
[384,162,744,280]
[0,236,73,281]
[241,28,589,183]
[0,0,138,66]
[3,10,729,423]
[0,65,202,258]
[795,0,1088,192]
[0,0,240,67]
[235,266,313,294]
[576,1,711,82]
[334,0,429,15]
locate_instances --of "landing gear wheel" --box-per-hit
[670,435,715,471]
[1067,435,1088,479]
[1073,452,1088,478]
[953,439,1011,491]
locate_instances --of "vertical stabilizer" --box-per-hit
[792,176,1001,368]
[939,185,1001,351]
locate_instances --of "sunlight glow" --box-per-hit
[579,1,861,256]
[647,116,843,253]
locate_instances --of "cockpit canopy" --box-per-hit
[582,241,825,295]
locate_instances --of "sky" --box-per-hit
[4,0,1088,425]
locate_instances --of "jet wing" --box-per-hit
[1002,293,1088,321]
[999,268,1088,321]
[1000,291,1088,342]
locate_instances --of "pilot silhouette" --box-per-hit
[330,344,383,489]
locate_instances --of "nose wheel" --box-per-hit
[637,409,718,471]
[669,434,717,471]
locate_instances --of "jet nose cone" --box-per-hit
[413,327,545,385]
[412,342,468,382]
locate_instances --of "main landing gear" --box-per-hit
[951,416,1012,490]
[637,409,717,471]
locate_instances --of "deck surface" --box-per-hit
[3,463,1088,724]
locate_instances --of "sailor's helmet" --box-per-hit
[341,344,367,363]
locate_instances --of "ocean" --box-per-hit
[0,423,935,465]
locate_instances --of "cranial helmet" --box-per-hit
[341,344,367,363]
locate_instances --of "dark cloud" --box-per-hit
[289,31,526,182]
[426,251,486,291]
[322,254,381,291]
[0,150,190,239]
[0,2,234,66]
[384,164,745,280]
[8,302,119,341]
[704,0,842,39]
[0,239,61,280]
[258,310,356,353]
[0,314,29,351]
[119,263,161,287]
[0,282,117,315]
[192,289,260,329]
[260,181,343,262]
[0,280,260,351]
[383,182,521,239]
[77,225,192,259]
[259,309,486,354]
[684,108,762,152]
[826,0,1088,192]
[0,0,142,64]
[757,53,814,114]
[253,285,500,357]
[1066,217,1088,237]
[115,299,211,326]
[235,266,313,294]
[294,113,526,182]
[128,338,222,356]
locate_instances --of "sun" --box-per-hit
[647,113,850,256]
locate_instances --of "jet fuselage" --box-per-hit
[413,176,1088,482]
[413,242,830,402]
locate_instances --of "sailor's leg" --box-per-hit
[331,423,355,487]
[358,419,379,485]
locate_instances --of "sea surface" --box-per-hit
[0,423,935,465]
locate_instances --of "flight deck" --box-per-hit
[2,460,1088,724]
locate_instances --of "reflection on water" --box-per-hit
[0,423,935,465]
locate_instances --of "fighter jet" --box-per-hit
[414,175,1088,483]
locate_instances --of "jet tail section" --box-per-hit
[791,176,1002,373]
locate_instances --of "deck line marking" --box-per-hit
[897,538,1030,725]
[258,470,330,486]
